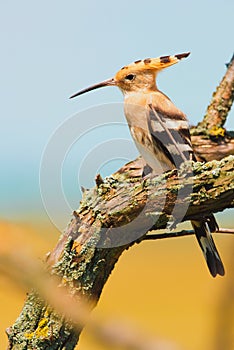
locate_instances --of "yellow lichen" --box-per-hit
[24,332,34,339]
[24,317,50,340]
[208,126,225,137]
[35,318,49,338]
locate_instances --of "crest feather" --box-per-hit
[115,52,190,81]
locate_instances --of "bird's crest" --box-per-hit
[115,52,190,81]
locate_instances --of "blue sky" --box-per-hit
[1,1,234,228]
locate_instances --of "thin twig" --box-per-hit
[143,228,234,241]
[217,228,234,234]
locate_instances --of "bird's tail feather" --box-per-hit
[191,215,225,277]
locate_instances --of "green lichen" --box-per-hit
[212,168,221,178]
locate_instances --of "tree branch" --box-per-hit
[189,53,234,162]
[6,55,234,350]
[192,53,234,137]
[7,155,234,349]
[143,228,234,241]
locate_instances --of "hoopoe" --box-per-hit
[70,52,225,277]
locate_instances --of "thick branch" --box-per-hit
[7,156,234,349]
[190,134,234,162]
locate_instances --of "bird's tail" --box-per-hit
[191,215,225,277]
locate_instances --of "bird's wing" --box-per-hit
[147,103,194,168]
[147,103,224,277]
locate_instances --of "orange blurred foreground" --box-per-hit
[0,220,233,350]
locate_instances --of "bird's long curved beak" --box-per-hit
[69,78,116,99]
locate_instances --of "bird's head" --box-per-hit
[70,52,190,98]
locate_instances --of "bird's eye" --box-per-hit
[125,74,135,81]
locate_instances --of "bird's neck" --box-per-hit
[123,90,186,121]
[124,89,170,107]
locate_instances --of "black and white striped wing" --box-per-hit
[147,104,224,277]
[147,104,194,169]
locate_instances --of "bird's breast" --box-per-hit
[123,98,174,173]
[124,94,149,130]
[123,91,191,172]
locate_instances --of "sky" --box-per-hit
[1,0,234,229]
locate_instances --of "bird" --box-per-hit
[70,52,225,277]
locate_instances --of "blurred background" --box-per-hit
[1,1,234,349]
